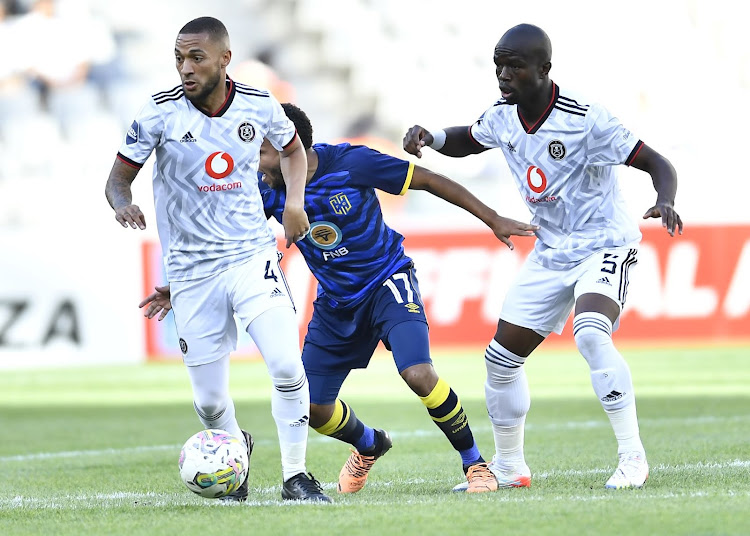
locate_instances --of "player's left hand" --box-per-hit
[643,202,683,237]
[282,205,310,248]
[139,284,172,321]
[488,216,539,250]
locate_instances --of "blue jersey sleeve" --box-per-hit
[337,145,414,195]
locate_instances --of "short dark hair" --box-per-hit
[281,103,314,149]
[178,17,229,44]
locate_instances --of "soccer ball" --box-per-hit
[178,429,249,498]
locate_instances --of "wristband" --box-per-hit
[429,129,446,150]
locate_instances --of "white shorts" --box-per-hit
[499,245,639,336]
[171,247,295,366]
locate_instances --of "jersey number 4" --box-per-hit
[264,260,278,282]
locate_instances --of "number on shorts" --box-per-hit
[383,273,414,304]
[601,253,618,274]
[264,260,278,282]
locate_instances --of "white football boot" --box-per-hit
[605,451,649,489]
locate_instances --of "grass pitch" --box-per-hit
[1,345,748,536]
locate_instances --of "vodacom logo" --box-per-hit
[526,165,547,194]
[205,151,235,180]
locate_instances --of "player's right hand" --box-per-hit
[115,204,146,230]
[403,125,434,159]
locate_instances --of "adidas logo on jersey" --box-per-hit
[596,276,612,285]
[180,131,197,143]
[269,288,284,298]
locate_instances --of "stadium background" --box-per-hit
[0,0,747,369]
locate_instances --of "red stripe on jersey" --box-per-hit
[625,140,644,166]
[117,153,143,169]
[210,78,236,117]
[282,130,299,151]
[519,83,559,134]
[467,125,485,147]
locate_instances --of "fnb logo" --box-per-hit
[307,221,343,250]
[205,151,235,179]
[329,193,352,215]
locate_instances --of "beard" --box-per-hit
[184,68,223,106]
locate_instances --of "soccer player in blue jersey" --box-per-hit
[141,102,538,494]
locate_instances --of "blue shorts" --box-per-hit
[303,265,430,405]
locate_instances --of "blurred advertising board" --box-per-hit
[0,231,144,369]
[143,224,750,361]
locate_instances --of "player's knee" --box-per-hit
[485,340,526,385]
[573,312,613,361]
[193,394,228,421]
[266,357,305,386]
[400,363,438,397]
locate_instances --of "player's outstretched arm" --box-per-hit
[403,125,485,159]
[139,284,172,321]
[279,135,311,248]
[630,144,683,237]
[105,158,146,230]
[409,166,538,250]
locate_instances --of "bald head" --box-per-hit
[495,24,552,65]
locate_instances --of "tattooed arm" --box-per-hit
[105,158,146,230]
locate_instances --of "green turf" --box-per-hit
[1,346,748,536]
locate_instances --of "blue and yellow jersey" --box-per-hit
[261,143,415,308]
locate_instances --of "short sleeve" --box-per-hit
[265,96,297,151]
[117,98,163,167]
[469,104,505,149]
[585,103,640,166]
[340,145,413,195]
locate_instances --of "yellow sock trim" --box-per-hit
[314,399,348,436]
[420,378,463,423]
[420,378,450,409]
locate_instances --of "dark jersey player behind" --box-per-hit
[261,104,538,493]
[142,103,537,493]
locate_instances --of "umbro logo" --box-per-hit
[180,131,197,143]
[596,276,612,285]
[506,141,516,153]
[601,390,624,402]
[270,288,284,298]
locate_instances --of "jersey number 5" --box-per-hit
[601,253,618,274]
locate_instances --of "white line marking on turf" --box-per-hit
[3,486,749,510]
[1,414,747,463]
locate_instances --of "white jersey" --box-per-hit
[118,79,295,281]
[470,83,643,270]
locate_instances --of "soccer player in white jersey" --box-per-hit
[104,16,330,503]
[403,23,683,490]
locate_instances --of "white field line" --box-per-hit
[1,413,747,464]
[3,482,750,510]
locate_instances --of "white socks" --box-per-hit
[186,358,244,443]
[484,339,529,469]
[574,312,644,454]
[248,307,310,481]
